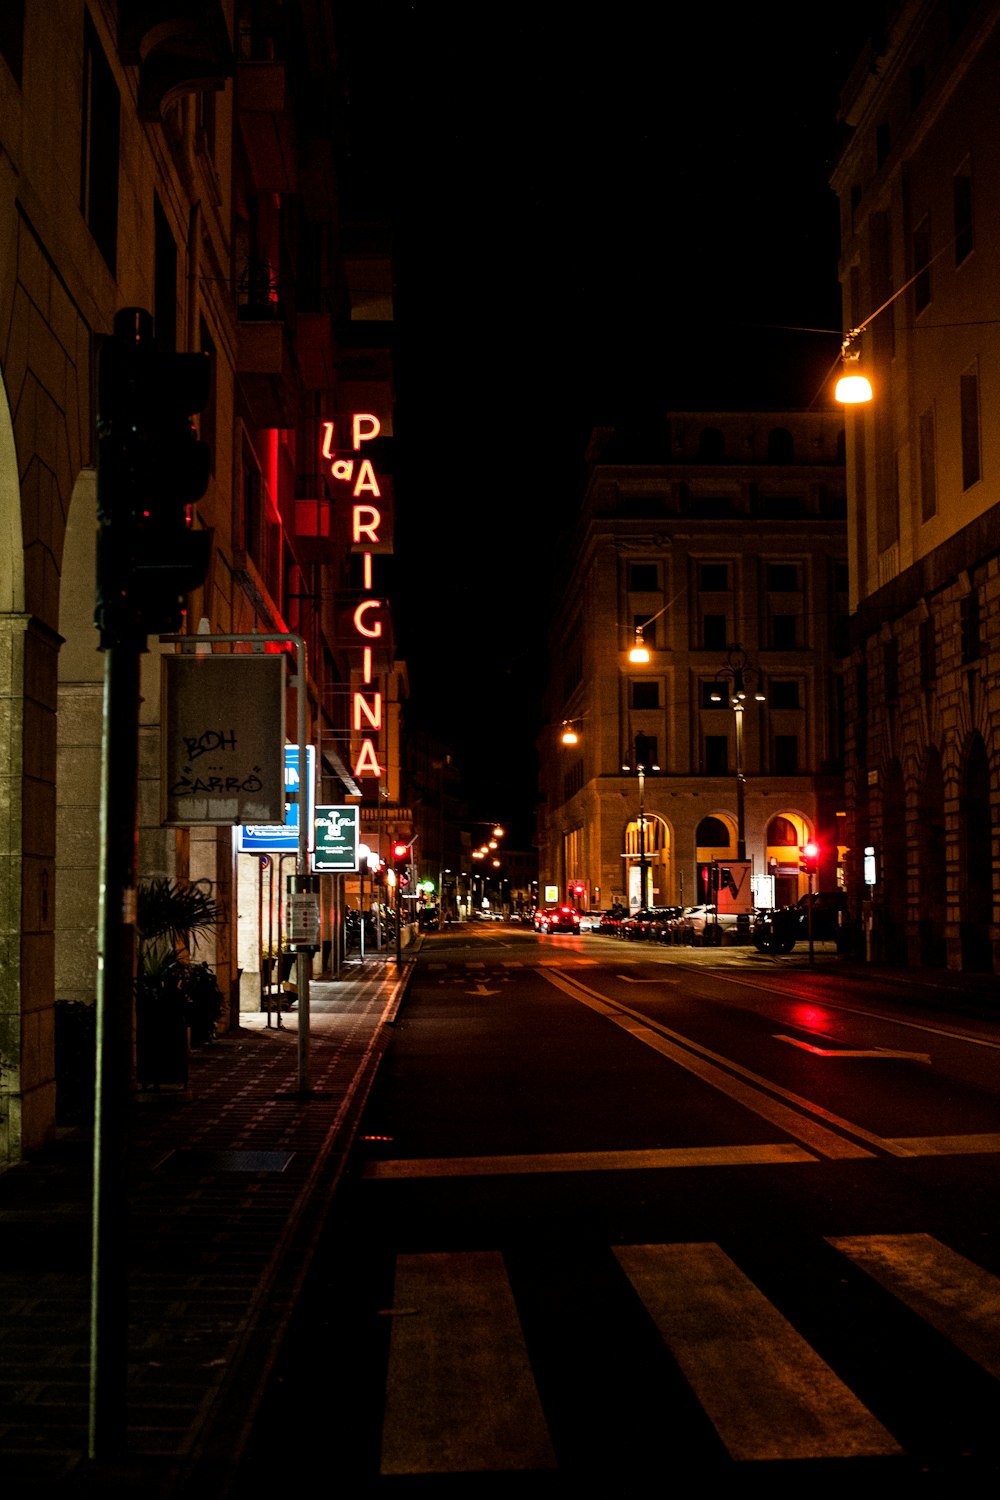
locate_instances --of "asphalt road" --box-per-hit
[241,927,1000,1491]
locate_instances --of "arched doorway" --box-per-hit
[624,814,671,908]
[881,759,908,964]
[960,735,993,971]
[695,814,735,906]
[916,747,946,966]
[765,813,807,907]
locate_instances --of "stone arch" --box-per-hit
[915,745,946,966]
[959,733,993,971]
[765,811,809,905]
[881,757,908,964]
[623,812,672,907]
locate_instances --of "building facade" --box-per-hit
[832,1,1000,971]
[0,3,406,1162]
[538,413,848,919]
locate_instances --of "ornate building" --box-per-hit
[832,1,1000,971]
[537,413,848,918]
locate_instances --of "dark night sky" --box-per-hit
[342,4,881,845]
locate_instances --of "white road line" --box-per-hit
[543,969,880,1159]
[380,1250,556,1475]
[774,1034,931,1062]
[886,1133,1000,1155]
[829,1233,1000,1381]
[615,1242,902,1461]
[364,1142,816,1179]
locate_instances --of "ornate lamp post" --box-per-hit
[711,646,764,862]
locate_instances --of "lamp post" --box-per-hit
[621,757,658,908]
[711,646,764,865]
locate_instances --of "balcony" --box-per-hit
[118,2,234,121]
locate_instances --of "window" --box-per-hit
[919,407,937,520]
[961,593,980,664]
[766,563,799,591]
[774,736,799,774]
[702,614,727,649]
[631,680,660,710]
[705,737,728,775]
[961,362,981,489]
[767,428,794,462]
[698,563,729,591]
[628,562,659,591]
[913,216,931,313]
[884,639,899,701]
[919,618,936,689]
[81,13,120,273]
[769,680,800,710]
[876,121,891,167]
[698,428,726,461]
[633,733,658,768]
[954,165,973,265]
[0,0,24,84]
[771,615,797,649]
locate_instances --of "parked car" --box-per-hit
[681,904,740,945]
[753,892,847,952]
[622,907,680,941]
[534,905,581,934]
[593,908,626,936]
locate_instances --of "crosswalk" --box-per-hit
[375,1232,1000,1477]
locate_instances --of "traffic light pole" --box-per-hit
[90,638,141,1458]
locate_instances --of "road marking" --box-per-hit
[774,1034,931,1062]
[829,1233,1000,1381]
[618,974,680,983]
[380,1251,555,1475]
[886,1133,1000,1154]
[615,1242,902,1461]
[364,1142,816,1179]
[465,982,500,996]
[543,969,881,1159]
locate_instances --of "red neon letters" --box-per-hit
[321,414,387,779]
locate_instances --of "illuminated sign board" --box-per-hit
[320,413,389,782]
[313,805,360,873]
[237,744,315,853]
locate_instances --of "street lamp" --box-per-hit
[710,646,764,862]
[621,756,659,908]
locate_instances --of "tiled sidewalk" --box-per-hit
[0,955,412,1496]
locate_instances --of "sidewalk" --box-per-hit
[1,949,414,1497]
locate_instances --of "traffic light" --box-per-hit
[799,841,820,875]
[96,307,213,646]
[392,841,410,886]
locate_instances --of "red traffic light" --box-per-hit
[799,841,820,873]
[391,841,409,866]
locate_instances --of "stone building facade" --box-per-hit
[537,413,848,918]
[832,1,1000,971]
[0,3,401,1162]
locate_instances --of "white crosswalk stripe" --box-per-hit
[378,1233,1000,1475]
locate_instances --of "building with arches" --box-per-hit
[537,412,848,921]
[832,3,1000,972]
[0,6,403,1163]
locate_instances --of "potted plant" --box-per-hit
[135,878,223,1088]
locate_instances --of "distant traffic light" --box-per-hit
[96,307,213,645]
[799,841,820,875]
[391,841,410,886]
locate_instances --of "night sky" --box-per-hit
[341,4,881,845]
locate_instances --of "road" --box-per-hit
[241,925,1000,1491]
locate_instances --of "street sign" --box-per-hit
[313,804,360,872]
[237,744,315,852]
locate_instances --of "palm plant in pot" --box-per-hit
[135,877,224,1087]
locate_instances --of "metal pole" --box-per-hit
[638,766,647,908]
[90,642,139,1458]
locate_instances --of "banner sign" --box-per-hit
[313,804,360,872]
[237,744,316,852]
[161,655,285,826]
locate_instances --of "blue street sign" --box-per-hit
[237,744,315,853]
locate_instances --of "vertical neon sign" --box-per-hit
[321,414,386,779]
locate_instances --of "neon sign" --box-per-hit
[320,413,388,780]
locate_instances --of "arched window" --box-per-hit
[767,815,799,846]
[767,428,794,462]
[698,428,725,461]
[696,816,730,846]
